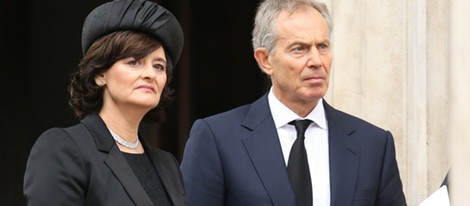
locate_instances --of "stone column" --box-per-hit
[323,0,450,204]
[449,0,470,205]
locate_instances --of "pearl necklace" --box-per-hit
[108,128,139,149]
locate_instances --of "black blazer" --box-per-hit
[24,113,186,206]
[181,94,406,205]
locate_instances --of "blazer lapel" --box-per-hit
[323,101,361,206]
[104,148,155,206]
[81,114,154,206]
[145,144,185,206]
[241,94,296,205]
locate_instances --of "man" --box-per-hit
[181,0,407,205]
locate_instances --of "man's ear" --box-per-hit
[254,48,273,75]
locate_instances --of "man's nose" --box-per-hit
[307,48,322,68]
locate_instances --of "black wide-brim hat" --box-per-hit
[81,0,184,66]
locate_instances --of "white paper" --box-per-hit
[419,185,450,206]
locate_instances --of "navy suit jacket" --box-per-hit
[24,113,186,206]
[181,94,406,206]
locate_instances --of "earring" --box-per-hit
[97,81,105,86]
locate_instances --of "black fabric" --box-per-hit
[81,0,184,66]
[23,113,186,206]
[288,119,313,206]
[124,152,173,206]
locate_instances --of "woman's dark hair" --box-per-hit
[68,30,174,123]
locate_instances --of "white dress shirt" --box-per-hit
[268,88,330,206]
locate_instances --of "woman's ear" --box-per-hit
[94,73,106,86]
[254,48,273,75]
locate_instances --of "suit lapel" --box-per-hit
[241,95,296,205]
[104,148,155,206]
[145,144,185,206]
[238,97,361,205]
[81,114,154,206]
[323,101,361,206]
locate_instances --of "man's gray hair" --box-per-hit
[252,0,333,53]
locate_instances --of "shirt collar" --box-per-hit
[268,87,327,130]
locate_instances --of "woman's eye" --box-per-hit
[128,60,139,66]
[154,64,166,71]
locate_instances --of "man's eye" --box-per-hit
[318,43,329,50]
[293,46,305,52]
[291,46,307,55]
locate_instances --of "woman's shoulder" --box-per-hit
[34,127,75,148]
[31,123,96,160]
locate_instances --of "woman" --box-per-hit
[23,0,185,205]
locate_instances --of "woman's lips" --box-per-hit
[136,85,155,93]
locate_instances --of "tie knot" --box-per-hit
[289,119,312,136]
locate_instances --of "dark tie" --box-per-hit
[288,119,313,206]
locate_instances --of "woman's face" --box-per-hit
[96,46,167,114]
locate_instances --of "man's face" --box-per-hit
[265,7,332,112]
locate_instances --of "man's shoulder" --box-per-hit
[203,103,252,123]
[325,102,387,133]
[202,94,268,123]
